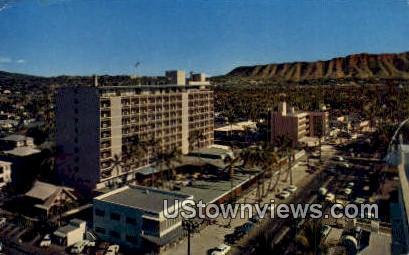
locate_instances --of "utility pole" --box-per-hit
[182,219,197,255]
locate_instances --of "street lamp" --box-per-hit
[182,219,200,255]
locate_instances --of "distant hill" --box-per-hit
[0,71,167,89]
[225,52,409,82]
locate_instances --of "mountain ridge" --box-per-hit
[226,51,409,81]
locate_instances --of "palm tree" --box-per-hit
[162,148,182,189]
[223,155,240,202]
[264,149,279,193]
[295,220,329,255]
[239,145,268,202]
[283,146,295,185]
[189,130,206,151]
[109,154,122,187]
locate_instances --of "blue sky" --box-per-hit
[0,0,409,76]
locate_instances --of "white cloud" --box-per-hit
[0,57,12,63]
[16,59,26,64]
[0,0,15,12]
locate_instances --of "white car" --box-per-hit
[70,240,89,254]
[334,156,344,161]
[347,182,355,188]
[277,191,291,199]
[343,188,352,195]
[211,244,231,255]
[325,193,335,202]
[354,197,366,204]
[285,185,298,193]
[39,234,51,248]
[318,187,328,196]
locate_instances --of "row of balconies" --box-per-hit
[101,131,111,139]
[121,108,181,116]
[122,97,183,104]
[189,123,213,129]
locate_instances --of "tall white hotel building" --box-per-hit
[56,71,214,193]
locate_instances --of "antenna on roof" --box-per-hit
[134,62,141,85]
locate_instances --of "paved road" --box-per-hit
[163,145,338,255]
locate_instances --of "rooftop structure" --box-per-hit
[53,219,86,247]
[0,134,35,150]
[214,120,257,133]
[3,146,40,157]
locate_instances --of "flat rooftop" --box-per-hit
[1,134,30,142]
[95,185,192,214]
[178,169,259,204]
[214,121,257,132]
[4,146,40,156]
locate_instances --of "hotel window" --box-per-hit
[126,217,137,226]
[126,235,138,244]
[109,230,120,239]
[95,227,106,234]
[110,212,121,221]
[95,208,105,217]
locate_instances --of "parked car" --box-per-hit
[285,185,298,193]
[211,244,231,255]
[105,244,120,255]
[325,193,335,202]
[318,187,328,196]
[354,197,366,204]
[70,240,89,254]
[343,188,352,195]
[0,217,6,228]
[347,182,355,188]
[39,234,51,248]
[334,156,344,161]
[277,191,291,199]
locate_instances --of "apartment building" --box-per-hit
[268,102,328,147]
[56,71,214,192]
[0,160,12,189]
[93,185,192,252]
[309,111,329,137]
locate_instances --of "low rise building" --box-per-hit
[0,134,34,150]
[268,102,329,147]
[24,181,78,218]
[53,219,86,247]
[93,185,192,253]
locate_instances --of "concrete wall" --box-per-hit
[56,87,100,192]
